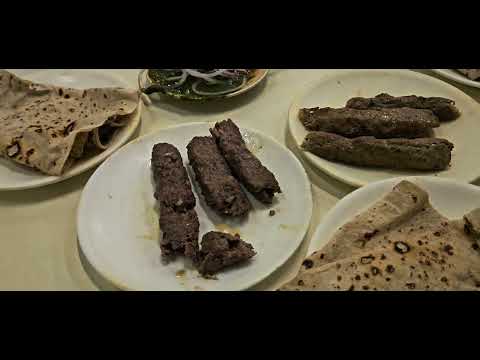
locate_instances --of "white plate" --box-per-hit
[432,69,480,89]
[77,122,313,291]
[0,69,142,191]
[288,69,480,188]
[308,176,480,254]
[139,69,268,101]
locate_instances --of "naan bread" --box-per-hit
[0,70,140,175]
[281,181,480,291]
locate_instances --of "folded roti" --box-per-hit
[280,181,480,291]
[0,70,140,175]
[299,180,429,272]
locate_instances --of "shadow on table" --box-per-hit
[145,77,269,116]
[77,238,122,291]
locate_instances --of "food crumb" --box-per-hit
[175,269,186,278]
[269,210,276,217]
[108,194,113,199]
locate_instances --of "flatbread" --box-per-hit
[281,181,480,291]
[299,180,429,272]
[0,70,140,175]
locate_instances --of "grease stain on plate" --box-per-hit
[242,131,263,154]
[279,224,301,231]
[215,223,241,236]
[176,269,186,278]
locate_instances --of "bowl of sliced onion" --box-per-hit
[138,69,268,101]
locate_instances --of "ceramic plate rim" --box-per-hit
[307,176,480,254]
[288,69,480,188]
[0,70,142,191]
[144,69,268,100]
[432,69,480,89]
[77,122,313,291]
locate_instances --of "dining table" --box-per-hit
[1,69,479,291]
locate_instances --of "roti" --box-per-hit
[280,181,480,291]
[0,70,140,175]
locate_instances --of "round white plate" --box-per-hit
[308,176,480,254]
[77,122,313,291]
[139,69,268,101]
[0,69,142,191]
[288,69,480,188]
[432,69,480,89]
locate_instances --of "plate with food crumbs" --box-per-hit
[288,69,480,188]
[78,122,312,291]
[0,69,142,190]
[281,176,480,291]
[432,69,480,89]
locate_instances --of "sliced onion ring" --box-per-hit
[191,76,247,96]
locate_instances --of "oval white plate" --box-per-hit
[288,69,480,188]
[78,122,313,291]
[432,69,480,89]
[308,176,480,254]
[0,69,142,191]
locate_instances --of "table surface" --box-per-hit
[1,69,479,291]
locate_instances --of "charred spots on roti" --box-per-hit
[6,141,20,157]
[360,255,375,264]
[434,231,441,237]
[386,265,395,273]
[364,229,379,240]
[302,259,314,269]
[412,195,418,203]
[394,241,410,254]
[362,285,370,290]
[364,273,370,279]
[355,275,361,281]
[380,254,386,260]
[297,280,304,286]
[62,121,76,136]
[348,285,355,291]
[472,243,479,251]
[406,283,416,289]
[336,263,341,269]
[337,275,342,281]
[464,224,471,235]
[417,240,423,246]
[441,277,448,283]
[371,266,380,276]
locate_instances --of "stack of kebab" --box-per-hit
[299,93,460,170]
[151,119,281,276]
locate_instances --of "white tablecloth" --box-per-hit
[1,69,479,290]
